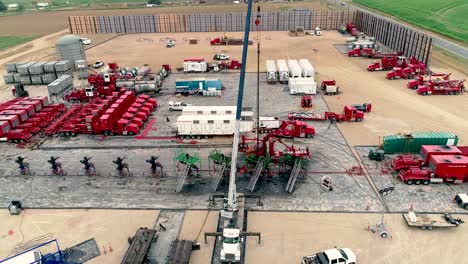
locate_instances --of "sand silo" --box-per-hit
[56,35,86,63]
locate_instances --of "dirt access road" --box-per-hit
[83,31,468,146]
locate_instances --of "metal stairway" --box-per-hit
[285,159,302,193]
[175,164,191,193]
[247,157,264,192]
[210,162,226,192]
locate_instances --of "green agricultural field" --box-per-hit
[0,36,36,50]
[1,0,146,9]
[353,0,468,44]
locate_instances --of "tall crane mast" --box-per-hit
[223,0,254,219]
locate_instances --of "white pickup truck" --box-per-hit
[302,248,356,264]
[455,193,468,209]
[168,101,192,111]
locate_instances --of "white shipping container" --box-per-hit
[266,60,278,83]
[276,60,289,83]
[287,59,301,78]
[183,61,207,73]
[259,116,280,129]
[299,59,315,78]
[177,114,254,136]
[288,78,317,95]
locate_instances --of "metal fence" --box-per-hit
[69,10,432,64]
[355,11,432,66]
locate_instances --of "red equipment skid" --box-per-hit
[417,80,465,96]
[58,90,156,136]
[391,155,423,171]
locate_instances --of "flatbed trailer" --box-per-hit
[121,228,157,264]
[403,212,464,230]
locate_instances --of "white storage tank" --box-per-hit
[276,60,289,84]
[287,59,301,78]
[56,35,86,65]
[299,59,314,78]
[288,78,317,95]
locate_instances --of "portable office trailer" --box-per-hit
[176,114,254,137]
[288,78,317,95]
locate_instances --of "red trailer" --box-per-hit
[391,155,423,171]
[420,145,462,165]
[399,168,435,185]
[16,100,42,112]
[16,122,41,134]
[429,155,468,183]
[8,104,35,117]
[26,96,49,108]
[288,106,365,123]
[5,129,33,143]
[0,120,11,137]
[0,110,29,123]
[0,115,20,129]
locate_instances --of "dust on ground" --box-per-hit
[0,209,159,263]
[245,212,468,264]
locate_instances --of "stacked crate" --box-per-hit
[29,62,47,85]
[75,60,88,80]
[47,75,73,100]
[3,62,20,84]
[42,61,58,84]
[55,61,73,78]
[3,61,73,86]
[17,62,37,85]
